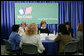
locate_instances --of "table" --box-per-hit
[42,40,58,55]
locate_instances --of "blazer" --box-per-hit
[54,33,72,53]
[38,27,50,35]
[8,32,22,51]
[67,28,73,38]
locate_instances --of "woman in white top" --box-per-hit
[18,21,27,36]
[20,23,45,53]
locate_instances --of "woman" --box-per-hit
[8,25,22,54]
[18,21,27,36]
[20,23,45,54]
[68,23,83,55]
[38,20,50,35]
[76,23,83,53]
[54,24,72,55]
[65,22,73,38]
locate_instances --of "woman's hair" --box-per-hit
[58,24,69,35]
[26,23,37,36]
[77,23,83,32]
[12,25,19,32]
[41,20,46,26]
[65,22,71,28]
[21,21,26,26]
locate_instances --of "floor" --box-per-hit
[1,45,10,55]
[1,45,83,55]
[1,45,6,55]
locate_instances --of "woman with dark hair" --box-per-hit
[8,25,22,55]
[58,24,69,35]
[65,22,73,38]
[54,24,72,55]
[38,20,50,35]
[63,23,83,55]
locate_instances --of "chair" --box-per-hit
[64,40,79,55]
[22,43,39,55]
[3,39,22,55]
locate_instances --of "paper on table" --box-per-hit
[40,33,48,40]
[48,34,55,40]
[40,37,45,40]
[48,33,58,40]
[55,33,58,39]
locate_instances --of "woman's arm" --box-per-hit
[37,35,45,51]
[54,33,61,42]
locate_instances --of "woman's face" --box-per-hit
[42,23,46,27]
[21,23,26,28]
[66,25,70,29]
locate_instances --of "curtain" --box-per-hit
[1,1,83,44]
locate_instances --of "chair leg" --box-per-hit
[64,52,65,55]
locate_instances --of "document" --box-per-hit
[40,33,48,40]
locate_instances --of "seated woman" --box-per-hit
[65,22,73,38]
[38,20,50,35]
[54,24,72,55]
[8,25,22,54]
[20,23,45,54]
[18,21,27,36]
[76,23,83,54]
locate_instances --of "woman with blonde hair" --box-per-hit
[26,23,37,36]
[18,21,27,36]
[20,23,45,54]
[76,23,83,54]
[69,23,83,55]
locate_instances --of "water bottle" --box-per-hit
[39,30,40,35]
[54,30,55,35]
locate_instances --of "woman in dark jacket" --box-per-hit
[38,20,50,35]
[65,22,73,38]
[54,24,72,55]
